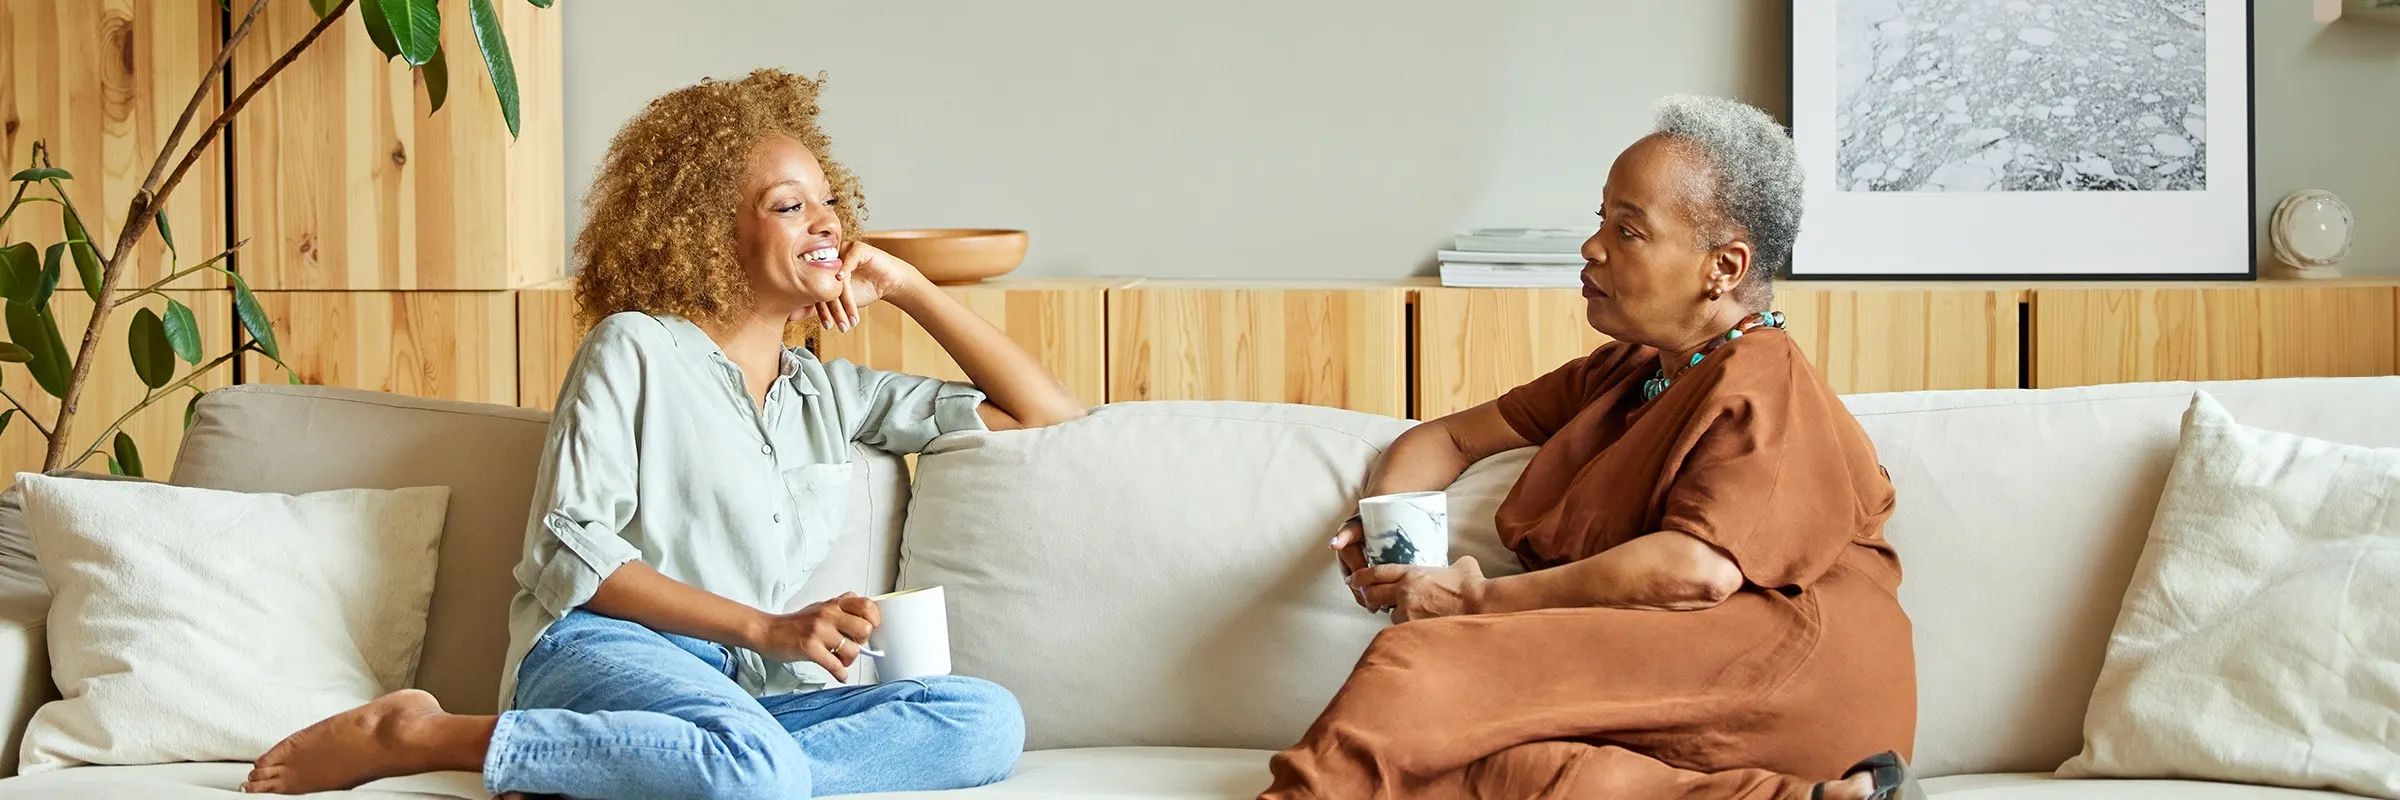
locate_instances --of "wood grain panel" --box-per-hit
[232,0,563,290]
[515,279,576,410]
[1777,287,2024,394]
[0,0,226,289]
[242,290,516,404]
[0,290,231,477]
[812,279,1125,410]
[1109,284,1407,416]
[1412,287,1606,420]
[2032,285,2399,388]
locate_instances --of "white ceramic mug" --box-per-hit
[1358,491,1449,568]
[858,586,952,683]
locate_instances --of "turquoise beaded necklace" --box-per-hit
[1640,311,1785,403]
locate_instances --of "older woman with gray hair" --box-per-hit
[1263,96,1923,800]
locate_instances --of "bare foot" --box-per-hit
[242,689,487,794]
[1814,773,1876,800]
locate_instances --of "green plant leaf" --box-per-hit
[422,44,450,113]
[6,301,70,398]
[8,167,69,183]
[162,298,202,364]
[36,243,61,309]
[527,0,553,7]
[0,342,28,362]
[106,455,122,476]
[310,0,340,17]
[113,432,143,478]
[128,307,173,389]
[377,0,441,66]
[0,242,35,303]
[0,409,13,438]
[184,390,203,429]
[469,0,520,138]
[358,0,404,62]
[155,208,177,260]
[63,210,102,300]
[228,271,279,362]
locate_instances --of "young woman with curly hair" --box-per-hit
[243,69,1085,798]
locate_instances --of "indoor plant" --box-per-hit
[0,0,548,476]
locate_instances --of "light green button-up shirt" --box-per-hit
[498,312,986,709]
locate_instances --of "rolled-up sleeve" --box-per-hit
[514,320,648,617]
[820,357,987,454]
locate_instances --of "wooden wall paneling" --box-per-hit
[812,278,1127,409]
[243,290,516,405]
[2257,285,2397,379]
[232,0,563,290]
[1109,283,1407,416]
[1777,286,2024,394]
[1411,287,1607,420]
[0,290,232,478]
[2031,284,2399,388]
[0,0,226,289]
[515,278,576,410]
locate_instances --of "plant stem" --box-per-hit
[0,387,52,439]
[0,180,26,232]
[151,0,356,253]
[67,350,235,471]
[47,0,276,471]
[118,240,247,303]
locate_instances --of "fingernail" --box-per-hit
[1329,536,1342,547]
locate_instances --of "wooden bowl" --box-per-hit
[861,229,1027,285]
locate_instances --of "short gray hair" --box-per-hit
[1650,95,1803,308]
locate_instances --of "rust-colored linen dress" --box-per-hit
[1264,329,1915,800]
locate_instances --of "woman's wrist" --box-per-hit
[1461,573,1498,615]
[730,607,774,653]
[881,274,940,312]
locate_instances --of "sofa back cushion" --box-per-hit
[1841,377,2400,778]
[170,385,913,712]
[173,387,550,715]
[900,402,1421,751]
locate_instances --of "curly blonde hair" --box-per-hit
[573,69,867,329]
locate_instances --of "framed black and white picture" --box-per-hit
[1788,0,2254,279]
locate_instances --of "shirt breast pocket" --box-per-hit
[779,461,856,578]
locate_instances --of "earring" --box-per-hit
[1707,286,1724,301]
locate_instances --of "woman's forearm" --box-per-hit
[886,282,1085,429]
[582,561,770,652]
[1468,531,1743,614]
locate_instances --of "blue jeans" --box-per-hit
[486,610,1024,798]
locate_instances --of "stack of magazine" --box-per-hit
[1437,228,1592,288]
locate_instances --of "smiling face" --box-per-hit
[733,135,849,318]
[1578,134,1753,350]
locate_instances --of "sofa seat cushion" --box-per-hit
[0,763,485,798]
[1922,773,2367,798]
[831,747,1272,799]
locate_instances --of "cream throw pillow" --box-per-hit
[2057,392,2400,797]
[12,474,450,774]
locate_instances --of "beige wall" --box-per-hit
[2252,7,2400,276]
[563,2,2398,279]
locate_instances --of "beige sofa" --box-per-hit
[0,376,2391,798]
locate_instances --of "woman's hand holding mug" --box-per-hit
[752,592,882,683]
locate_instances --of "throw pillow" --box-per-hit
[2056,392,2400,798]
[12,474,450,774]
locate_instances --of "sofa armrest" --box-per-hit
[0,575,52,778]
